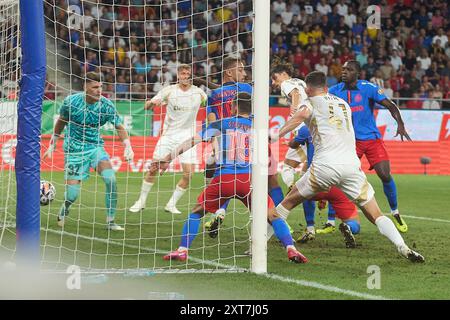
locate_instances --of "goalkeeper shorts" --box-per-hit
[64,147,110,181]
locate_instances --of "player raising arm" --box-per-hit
[329,60,410,233]
[45,72,134,231]
[154,93,307,264]
[271,59,336,237]
[270,71,424,263]
[129,64,207,214]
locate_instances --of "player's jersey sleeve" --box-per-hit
[328,84,340,96]
[299,97,313,115]
[104,99,123,127]
[206,88,220,117]
[280,80,295,98]
[200,120,222,142]
[366,82,388,104]
[239,83,253,95]
[59,96,71,119]
[281,79,307,100]
[152,85,171,104]
[294,125,311,144]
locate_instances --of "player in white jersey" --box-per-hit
[271,63,310,190]
[271,61,336,237]
[269,71,424,263]
[130,64,207,214]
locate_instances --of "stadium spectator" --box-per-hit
[316,0,331,16]
[271,14,283,36]
[390,71,405,93]
[315,57,328,75]
[406,93,423,109]
[43,0,448,110]
[272,0,286,16]
[356,46,369,67]
[281,3,295,25]
[390,50,404,72]
[370,70,385,89]
[383,81,394,99]
[380,58,395,80]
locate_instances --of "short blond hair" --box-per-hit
[85,72,101,83]
[177,64,191,72]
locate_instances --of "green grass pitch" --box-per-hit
[1,172,449,299]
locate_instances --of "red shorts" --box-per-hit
[356,139,389,170]
[313,186,358,221]
[198,173,275,212]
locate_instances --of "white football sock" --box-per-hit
[306,226,315,233]
[375,216,405,248]
[139,180,153,203]
[167,185,187,207]
[268,205,290,240]
[276,204,291,220]
[281,164,295,188]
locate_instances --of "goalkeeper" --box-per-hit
[44,72,134,231]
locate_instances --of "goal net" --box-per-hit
[0,0,20,258]
[0,0,268,273]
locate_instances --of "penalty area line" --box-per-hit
[43,227,393,300]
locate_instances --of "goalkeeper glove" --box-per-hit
[123,139,134,162]
[44,134,59,159]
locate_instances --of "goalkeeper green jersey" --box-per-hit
[59,93,123,153]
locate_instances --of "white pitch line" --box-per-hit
[355,210,450,224]
[263,273,390,300]
[43,227,392,300]
[401,215,450,224]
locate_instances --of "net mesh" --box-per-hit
[0,1,20,258]
[1,0,257,272]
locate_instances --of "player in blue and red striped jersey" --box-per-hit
[154,93,307,263]
[203,57,285,237]
[329,60,411,233]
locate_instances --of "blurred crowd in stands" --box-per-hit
[268,0,449,109]
[35,1,450,109]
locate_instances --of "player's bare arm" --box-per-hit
[193,77,220,90]
[116,124,134,162]
[380,99,412,141]
[44,116,68,159]
[288,138,301,149]
[273,106,311,141]
[144,98,162,110]
[288,88,300,116]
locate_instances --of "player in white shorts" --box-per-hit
[271,61,337,238]
[130,64,207,214]
[270,62,309,189]
[269,71,424,263]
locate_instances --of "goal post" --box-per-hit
[5,0,45,264]
[1,0,272,274]
[251,0,270,274]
